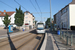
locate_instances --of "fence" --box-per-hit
[60,31,75,46]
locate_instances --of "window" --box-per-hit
[29,21,30,22]
[25,16,28,18]
[61,9,66,15]
[66,7,68,12]
[64,24,65,27]
[26,13,28,15]
[1,17,3,20]
[25,20,28,22]
[4,12,5,14]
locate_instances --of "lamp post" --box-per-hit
[49,0,52,31]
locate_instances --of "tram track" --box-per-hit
[0,32,34,47]
[0,30,44,50]
[17,34,44,50]
[0,32,30,42]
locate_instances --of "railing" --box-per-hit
[60,31,75,46]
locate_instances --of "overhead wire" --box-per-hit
[32,12,50,14]
[30,0,40,16]
[35,0,42,21]
[0,0,15,9]
[14,0,28,11]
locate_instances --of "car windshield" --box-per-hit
[37,28,44,30]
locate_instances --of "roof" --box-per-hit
[25,11,30,13]
[24,11,34,17]
[0,11,15,16]
[54,0,75,16]
[69,0,75,4]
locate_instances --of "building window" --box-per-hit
[64,24,65,27]
[1,17,3,20]
[4,12,5,14]
[26,13,28,15]
[29,21,30,22]
[25,16,28,18]
[66,7,68,12]
[25,20,28,22]
[33,21,35,23]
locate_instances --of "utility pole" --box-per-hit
[50,0,52,31]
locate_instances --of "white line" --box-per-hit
[40,33,47,50]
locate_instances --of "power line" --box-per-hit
[30,0,37,12]
[32,12,50,14]
[0,0,15,9]
[30,0,40,16]
[14,0,28,11]
[35,0,42,21]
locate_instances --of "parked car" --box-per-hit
[4,26,9,29]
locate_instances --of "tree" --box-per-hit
[3,13,11,28]
[35,20,37,25]
[3,13,11,34]
[45,18,50,27]
[15,6,24,26]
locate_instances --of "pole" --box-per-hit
[41,13,42,22]
[67,10,68,35]
[71,33,73,46]
[50,0,52,31]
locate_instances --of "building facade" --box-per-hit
[24,11,35,30]
[54,0,75,30]
[0,10,16,27]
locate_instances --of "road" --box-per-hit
[0,30,44,50]
[0,29,7,36]
[0,29,7,35]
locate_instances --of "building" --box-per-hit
[0,10,16,27]
[54,0,75,30]
[24,11,35,30]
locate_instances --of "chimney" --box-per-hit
[4,10,6,12]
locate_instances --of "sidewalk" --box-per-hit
[52,31,75,50]
[41,30,58,50]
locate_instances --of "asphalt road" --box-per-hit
[0,29,7,36]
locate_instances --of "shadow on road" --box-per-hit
[36,36,41,40]
[29,30,37,34]
[7,32,16,50]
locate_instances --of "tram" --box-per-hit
[36,22,45,33]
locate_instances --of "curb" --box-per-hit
[40,33,47,50]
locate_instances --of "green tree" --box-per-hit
[35,20,37,25]
[3,13,11,28]
[45,18,50,27]
[15,6,24,26]
[3,13,11,34]
[45,18,54,29]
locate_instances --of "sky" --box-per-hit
[0,0,72,22]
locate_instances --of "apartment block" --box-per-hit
[24,11,35,30]
[54,0,75,30]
